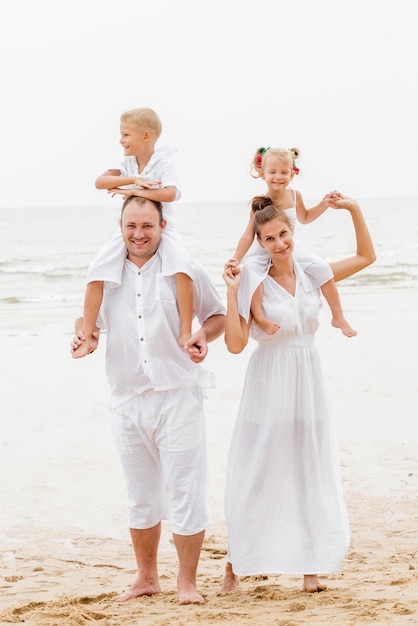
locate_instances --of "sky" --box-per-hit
[1,0,417,209]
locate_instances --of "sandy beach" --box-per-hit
[1,289,417,625]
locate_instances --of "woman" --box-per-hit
[221,193,376,593]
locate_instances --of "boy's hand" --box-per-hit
[133,177,161,188]
[107,188,130,199]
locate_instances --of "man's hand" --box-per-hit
[184,330,208,363]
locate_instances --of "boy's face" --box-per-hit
[119,122,149,156]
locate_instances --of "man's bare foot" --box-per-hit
[220,561,239,594]
[254,317,281,335]
[332,316,357,338]
[177,581,205,605]
[114,577,161,602]
[303,574,327,593]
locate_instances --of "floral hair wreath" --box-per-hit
[256,146,300,175]
[256,146,270,169]
[288,147,300,175]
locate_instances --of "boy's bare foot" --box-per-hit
[220,561,239,594]
[332,316,357,338]
[71,335,98,359]
[115,577,161,602]
[303,574,327,593]
[255,318,281,335]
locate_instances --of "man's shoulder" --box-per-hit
[192,260,211,282]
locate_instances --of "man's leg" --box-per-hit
[157,386,209,604]
[110,395,166,603]
[115,522,162,602]
[173,530,205,605]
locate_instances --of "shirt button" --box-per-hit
[138,314,142,319]
[137,293,141,297]
[137,271,141,275]
[140,338,144,341]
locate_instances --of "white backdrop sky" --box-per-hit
[1,0,417,208]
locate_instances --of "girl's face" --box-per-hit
[261,155,294,192]
[257,217,294,260]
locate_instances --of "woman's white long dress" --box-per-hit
[225,262,350,576]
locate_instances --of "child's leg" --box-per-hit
[176,273,194,347]
[251,284,280,335]
[320,279,357,337]
[72,281,103,358]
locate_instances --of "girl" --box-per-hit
[233,147,356,337]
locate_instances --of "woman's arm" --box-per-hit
[223,262,252,353]
[328,197,376,282]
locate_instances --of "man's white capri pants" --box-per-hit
[110,384,210,535]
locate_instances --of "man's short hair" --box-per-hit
[121,196,163,223]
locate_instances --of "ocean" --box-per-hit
[1,197,417,568]
[0,197,417,336]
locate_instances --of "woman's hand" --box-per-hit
[223,258,241,291]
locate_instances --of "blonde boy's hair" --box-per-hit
[120,107,162,137]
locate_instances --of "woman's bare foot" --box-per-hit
[303,574,327,593]
[115,576,161,602]
[254,317,281,335]
[220,561,239,593]
[332,315,357,338]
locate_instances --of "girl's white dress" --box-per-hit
[225,261,350,575]
[238,189,333,321]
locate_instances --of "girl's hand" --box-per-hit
[323,189,343,202]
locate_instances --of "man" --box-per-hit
[71,196,225,604]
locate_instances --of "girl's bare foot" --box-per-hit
[303,574,327,593]
[255,317,281,335]
[332,316,357,338]
[115,577,161,602]
[220,561,239,594]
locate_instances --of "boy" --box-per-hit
[73,107,194,358]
